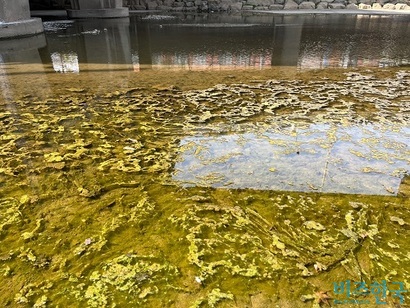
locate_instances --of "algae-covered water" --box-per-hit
[1,13,410,308]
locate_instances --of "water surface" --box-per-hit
[0,13,409,308]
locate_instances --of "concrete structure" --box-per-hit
[0,0,43,39]
[68,0,129,18]
[0,33,46,53]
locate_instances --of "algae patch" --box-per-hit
[0,69,409,307]
[75,254,179,307]
[0,198,22,236]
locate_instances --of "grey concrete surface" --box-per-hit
[68,0,129,18]
[67,8,129,18]
[0,0,30,22]
[0,0,44,39]
[70,0,123,10]
[30,10,68,18]
[0,18,44,39]
[0,33,46,53]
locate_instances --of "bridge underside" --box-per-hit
[29,0,71,10]
[29,0,129,15]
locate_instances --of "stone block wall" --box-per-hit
[123,0,410,11]
[123,0,241,11]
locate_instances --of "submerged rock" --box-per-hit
[398,174,410,197]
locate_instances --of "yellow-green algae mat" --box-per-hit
[0,69,409,307]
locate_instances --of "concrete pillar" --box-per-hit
[0,0,44,39]
[271,16,303,67]
[68,0,129,18]
[0,33,49,103]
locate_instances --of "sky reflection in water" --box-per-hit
[174,123,409,195]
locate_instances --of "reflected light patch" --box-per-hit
[173,124,409,195]
[149,52,272,70]
[51,52,80,73]
[132,53,140,72]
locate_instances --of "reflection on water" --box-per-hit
[174,124,409,195]
[1,13,410,71]
[43,18,133,72]
[50,52,79,73]
[0,34,49,101]
[137,14,410,69]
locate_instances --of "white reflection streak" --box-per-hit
[51,52,80,73]
[131,53,140,71]
[150,51,271,70]
[0,55,13,101]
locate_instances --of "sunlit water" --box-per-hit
[174,124,409,194]
[0,13,409,308]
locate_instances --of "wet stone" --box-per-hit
[283,0,299,8]
[299,1,316,8]
[398,175,410,197]
[328,2,346,8]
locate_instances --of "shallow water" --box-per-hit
[174,124,409,194]
[0,13,409,308]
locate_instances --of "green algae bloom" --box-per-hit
[0,68,409,307]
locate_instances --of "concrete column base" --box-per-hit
[67,8,129,18]
[0,33,46,53]
[0,18,44,39]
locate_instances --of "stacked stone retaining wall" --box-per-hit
[123,0,410,11]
